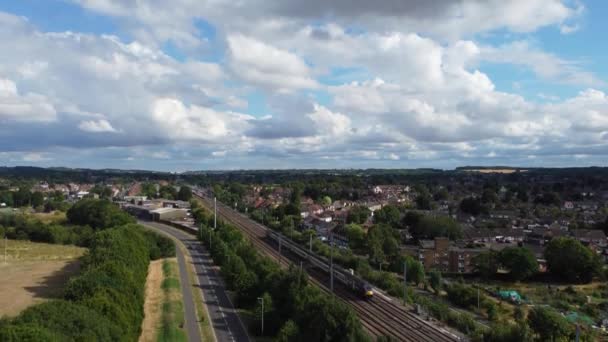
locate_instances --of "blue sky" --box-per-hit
[0,0,607,171]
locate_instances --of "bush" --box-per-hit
[13,300,122,341]
[67,199,134,229]
[0,323,60,342]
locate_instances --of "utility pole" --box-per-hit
[330,233,334,294]
[214,197,217,230]
[309,233,312,253]
[257,297,264,336]
[278,236,282,265]
[4,235,6,264]
[298,261,303,288]
[403,261,407,305]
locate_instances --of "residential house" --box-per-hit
[300,204,324,218]
[404,237,482,273]
[571,229,607,248]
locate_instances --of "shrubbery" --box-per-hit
[67,199,134,229]
[0,224,175,341]
[199,219,370,341]
[1,212,95,246]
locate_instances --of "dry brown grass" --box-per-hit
[0,240,85,318]
[31,211,67,224]
[139,259,165,342]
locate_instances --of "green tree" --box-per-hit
[460,197,484,216]
[374,205,401,227]
[528,307,573,341]
[499,247,538,281]
[390,255,424,285]
[321,196,332,207]
[177,185,193,201]
[481,189,498,204]
[12,188,31,207]
[534,191,561,206]
[428,270,442,293]
[472,250,499,279]
[347,206,370,224]
[344,224,366,252]
[367,224,399,265]
[276,320,299,342]
[544,237,600,283]
[30,192,44,208]
[410,215,462,240]
[158,185,177,200]
[66,199,134,230]
[415,194,432,210]
[516,188,528,202]
[401,211,422,228]
[0,191,14,207]
[433,188,448,201]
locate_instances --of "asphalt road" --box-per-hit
[141,221,250,342]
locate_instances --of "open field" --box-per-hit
[31,211,67,224]
[139,259,165,342]
[0,240,86,317]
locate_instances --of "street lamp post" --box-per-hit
[257,297,264,335]
[214,197,217,229]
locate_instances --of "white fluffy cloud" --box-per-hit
[227,34,317,92]
[0,78,56,122]
[73,0,582,43]
[151,98,252,142]
[1,1,606,169]
[78,119,117,133]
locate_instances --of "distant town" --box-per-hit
[1,166,608,341]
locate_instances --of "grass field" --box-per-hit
[158,258,187,342]
[31,211,67,224]
[139,258,187,342]
[0,240,86,318]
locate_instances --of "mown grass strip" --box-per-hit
[158,259,187,342]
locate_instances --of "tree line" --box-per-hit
[193,203,370,341]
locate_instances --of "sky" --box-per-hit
[0,0,607,171]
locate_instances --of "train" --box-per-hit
[266,230,374,299]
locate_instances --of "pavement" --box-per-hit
[141,220,250,342]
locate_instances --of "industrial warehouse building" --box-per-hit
[149,207,189,221]
[123,204,189,222]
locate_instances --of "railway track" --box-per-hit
[195,193,462,341]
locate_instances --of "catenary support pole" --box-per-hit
[330,233,334,293]
[403,261,407,305]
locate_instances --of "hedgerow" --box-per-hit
[0,223,175,341]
